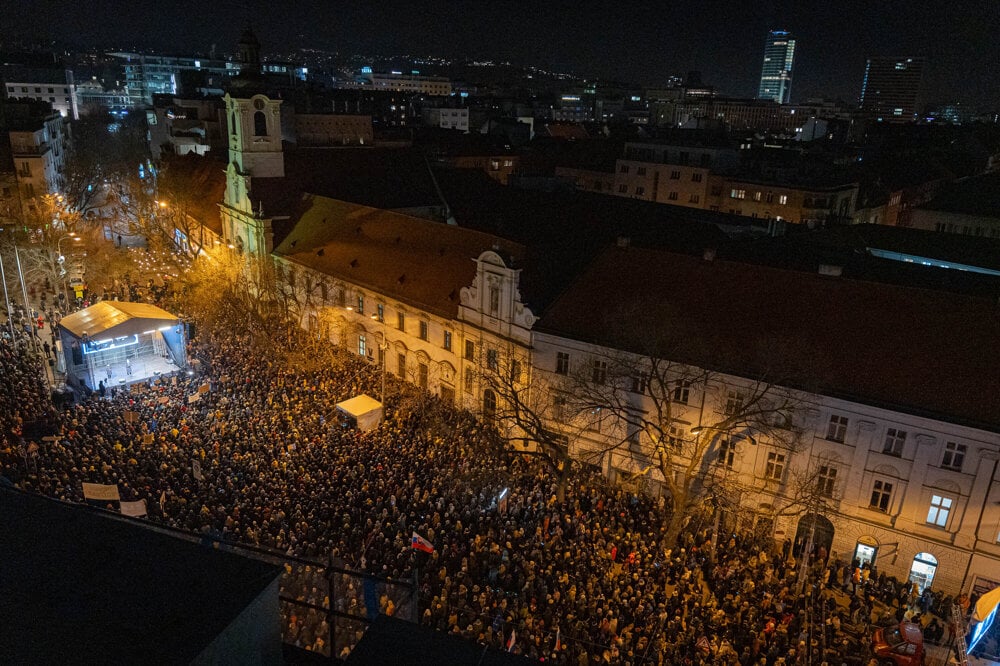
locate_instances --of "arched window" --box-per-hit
[254,110,267,136]
[483,389,497,419]
[909,552,938,592]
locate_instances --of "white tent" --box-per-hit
[335,394,383,432]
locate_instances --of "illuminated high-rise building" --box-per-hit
[859,56,926,122]
[757,30,796,104]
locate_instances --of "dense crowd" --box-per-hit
[0,326,951,664]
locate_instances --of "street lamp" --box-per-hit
[370,313,387,405]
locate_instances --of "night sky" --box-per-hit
[4,0,999,108]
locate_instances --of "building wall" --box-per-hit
[293,114,373,146]
[5,79,78,119]
[613,159,710,207]
[530,331,1000,594]
[707,176,857,224]
[909,209,1000,239]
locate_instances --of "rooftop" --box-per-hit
[0,488,282,664]
[536,246,1000,433]
[918,171,1000,219]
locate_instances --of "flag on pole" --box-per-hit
[507,627,517,652]
[411,531,434,553]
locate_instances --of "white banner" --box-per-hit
[82,482,120,501]
[120,499,147,517]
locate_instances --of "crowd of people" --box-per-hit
[0,321,956,664]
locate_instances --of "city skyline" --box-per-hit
[1,0,998,108]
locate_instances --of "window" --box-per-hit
[765,452,786,480]
[673,380,691,404]
[691,173,703,183]
[591,359,608,384]
[926,495,952,527]
[765,192,774,203]
[464,367,474,393]
[710,185,723,197]
[689,194,700,203]
[254,110,267,136]
[441,386,455,404]
[941,442,967,470]
[631,372,648,394]
[778,194,788,205]
[465,340,475,361]
[336,288,346,308]
[488,286,500,315]
[358,334,367,357]
[619,164,630,173]
[552,395,567,420]
[826,415,848,443]
[635,186,645,196]
[724,390,743,416]
[636,166,646,176]
[668,191,678,201]
[397,353,407,379]
[670,170,681,180]
[356,294,364,316]
[418,320,428,341]
[731,189,746,200]
[753,191,762,202]
[510,359,522,383]
[417,363,428,390]
[443,330,452,351]
[869,479,893,512]
[718,438,736,469]
[375,303,384,322]
[667,425,685,449]
[618,184,628,193]
[883,428,906,456]
[556,352,570,375]
[397,311,405,331]
[483,389,497,418]
[487,349,499,370]
[817,465,837,497]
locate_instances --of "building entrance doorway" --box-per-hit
[909,552,938,592]
[793,513,834,559]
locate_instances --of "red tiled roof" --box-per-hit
[536,246,1000,432]
[273,195,525,318]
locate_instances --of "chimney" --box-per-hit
[818,264,843,277]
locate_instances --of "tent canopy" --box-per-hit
[335,394,383,432]
[59,302,181,341]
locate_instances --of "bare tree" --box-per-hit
[477,340,605,501]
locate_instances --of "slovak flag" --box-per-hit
[507,627,517,652]
[411,531,434,553]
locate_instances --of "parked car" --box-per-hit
[872,621,924,666]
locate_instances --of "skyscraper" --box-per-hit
[859,56,927,122]
[757,30,796,104]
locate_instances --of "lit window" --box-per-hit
[358,334,367,357]
[926,495,952,527]
[765,452,785,480]
[826,415,848,443]
[778,195,788,205]
[883,428,906,456]
[356,294,364,315]
[942,442,967,471]
[869,479,893,512]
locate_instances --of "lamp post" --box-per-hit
[370,313,387,405]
